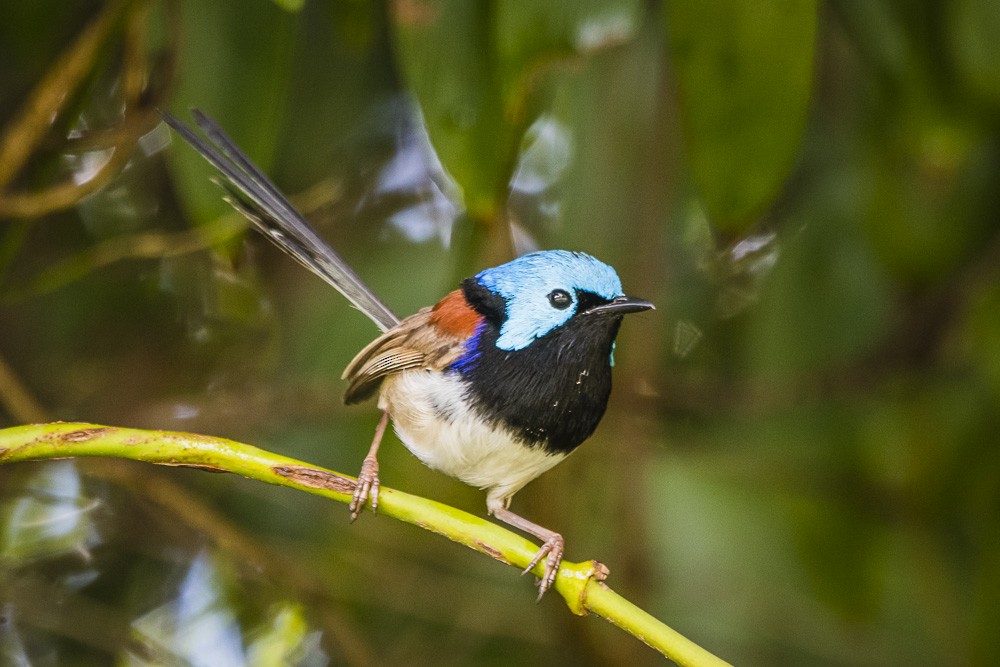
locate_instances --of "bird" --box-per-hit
[162,110,654,598]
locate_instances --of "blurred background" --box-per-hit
[1,0,998,665]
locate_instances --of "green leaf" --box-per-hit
[166,0,299,226]
[391,0,642,221]
[667,0,817,230]
[949,0,1000,108]
[270,0,305,12]
[391,1,510,220]
[495,0,642,106]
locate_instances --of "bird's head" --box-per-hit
[461,250,653,352]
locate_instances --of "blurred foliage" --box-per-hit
[0,0,998,665]
[666,0,818,229]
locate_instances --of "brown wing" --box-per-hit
[341,305,471,404]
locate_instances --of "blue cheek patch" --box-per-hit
[496,296,575,350]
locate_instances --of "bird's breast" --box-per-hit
[455,315,621,454]
[378,370,567,502]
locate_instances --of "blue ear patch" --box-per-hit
[475,250,624,351]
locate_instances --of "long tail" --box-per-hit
[162,110,400,332]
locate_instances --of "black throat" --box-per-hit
[455,281,623,454]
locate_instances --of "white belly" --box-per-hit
[378,369,566,508]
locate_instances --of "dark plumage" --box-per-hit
[455,288,623,454]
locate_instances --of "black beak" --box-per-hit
[584,295,655,317]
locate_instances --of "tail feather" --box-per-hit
[162,110,400,332]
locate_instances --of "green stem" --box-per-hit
[0,422,731,667]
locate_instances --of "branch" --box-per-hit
[0,422,731,667]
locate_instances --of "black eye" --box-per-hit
[548,289,572,310]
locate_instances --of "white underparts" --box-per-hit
[378,370,567,510]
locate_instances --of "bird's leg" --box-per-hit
[491,504,564,600]
[350,410,389,522]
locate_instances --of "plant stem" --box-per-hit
[0,421,732,666]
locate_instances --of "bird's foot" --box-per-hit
[522,532,564,601]
[349,455,380,522]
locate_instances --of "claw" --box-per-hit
[521,533,564,600]
[491,504,566,600]
[349,455,380,522]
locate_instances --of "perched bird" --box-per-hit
[163,110,653,597]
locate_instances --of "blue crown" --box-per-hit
[475,250,624,351]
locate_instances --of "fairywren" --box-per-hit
[163,111,653,598]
